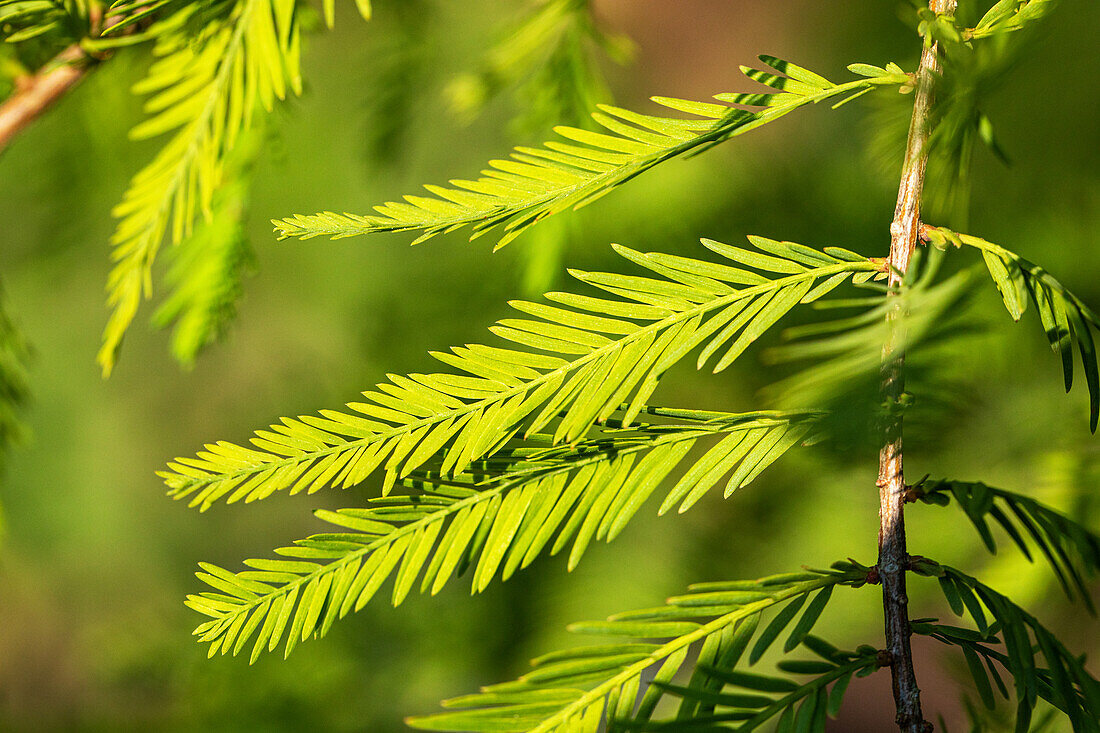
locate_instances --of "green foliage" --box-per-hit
[272,58,909,247]
[631,639,879,732]
[187,408,819,661]
[5,0,1100,729]
[95,0,371,375]
[917,478,1100,608]
[927,226,1100,431]
[967,0,1057,40]
[3,1,1079,730]
[918,0,1056,225]
[404,564,868,732]
[0,0,89,44]
[765,248,975,409]
[99,0,301,374]
[912,559,1100,731]
[444,0,630,296]
[162,238,876,511]
[151,127,258,365]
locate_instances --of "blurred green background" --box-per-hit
[1,0,1099,730]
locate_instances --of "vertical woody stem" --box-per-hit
[879,1,956,732]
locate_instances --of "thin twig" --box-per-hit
[878,1,956,732]
[0,5,134,154]
[0,45,91,153]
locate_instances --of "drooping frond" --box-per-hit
[97,0,370,375]
[272,58,909,246]
[150,129,258,365]
[916,479,1100,609]
[186,408,820,661]
[404,564,867,732]
[627,635,879,732]
[913,559,1100,729]
[915,620,1095,733]
[98,0,297,374]
[926,225,1100,431]
[161,238,878,511]
[446,0,631,133]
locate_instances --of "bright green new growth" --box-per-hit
[96,0,371,376]
[188,409,820,662]
[99,0,301,374]
[162,237,877,511]
[100,1,1097,730]
[272,57,909,247]
[150,128,259,365]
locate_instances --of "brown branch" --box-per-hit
[0,5,137,154]
[878,1,956,732]
[0,45,92,153]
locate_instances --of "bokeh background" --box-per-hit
[2,0,1099,730]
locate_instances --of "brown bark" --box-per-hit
[878,1,957,732]
[0,46,91,154]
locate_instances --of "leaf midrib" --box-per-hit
[527,576,848,733]
[283,77,897,240]
[116,0,263,275]
[173,260,872,497]
[197,416,800,628]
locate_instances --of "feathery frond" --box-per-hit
[162,238,877,511]
[186,408,820,661]
[98,0,298,374]
[916,479,1100,609]
[273,58,909,246]
[926,225,1100,431]
[405,564,867,732]
[98,0,370,375]
[626,636,879,732]
[912,559,1100,730]
[150,129,257,365]
[915,619,1095,732]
